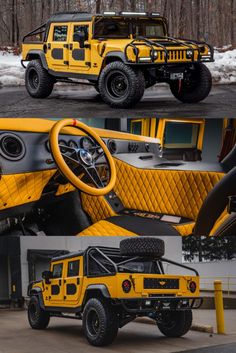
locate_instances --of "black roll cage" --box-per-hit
[22,23,47,43]
[85,246,199,277]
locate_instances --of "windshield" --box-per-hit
[94,18,130,38]
[133,19,165,38]
[94,18,165,39]
[118,260,161,274]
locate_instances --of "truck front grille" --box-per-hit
[144,278,179,290]
[158,50,187,61]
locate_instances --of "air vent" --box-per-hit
[145,143,150,152]
[107,139,117,154]
[0,133,26,161]
[128,142,138,153]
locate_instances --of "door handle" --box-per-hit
[69,44,73,50]
[59,279,61,286]
[48,43,51,50]
[77,278,80,285]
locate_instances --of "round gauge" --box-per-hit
[58,140,68,153]
[68,140,78,149]
[107,139,117,154]
[45,140,51,152]
[80,136,96,154]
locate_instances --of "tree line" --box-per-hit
[0,0,235,48]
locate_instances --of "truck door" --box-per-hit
[46,261,64,304]
[46,23,69,70]
[63,257,83,306]
[68,23,91,72]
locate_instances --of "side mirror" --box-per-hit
[228,196,236,214]
[42,270,53,284]
[73,31,86,48]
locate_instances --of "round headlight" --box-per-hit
[186,50,193,59]
[153,50,158,59]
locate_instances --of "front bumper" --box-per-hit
[117,296,203,313]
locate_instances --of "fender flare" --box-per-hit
[26,50,48,70]
[29,287,45,310]
[84,284,111,302]
[103,51,127,64]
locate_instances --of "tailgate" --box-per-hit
[132,274,199,297]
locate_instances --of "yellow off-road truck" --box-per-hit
[21,11,214,108]
[27,237,202,346]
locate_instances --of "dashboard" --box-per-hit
[0,130,160,175]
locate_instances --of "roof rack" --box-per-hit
[54,11,89,15]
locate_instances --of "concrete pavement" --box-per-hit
[193,309,236,334]
[0,84,236,119]
[0,310,236,353]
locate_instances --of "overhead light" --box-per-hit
[121,12,147,16]
[151,12,161,16]
[103,11,116,16]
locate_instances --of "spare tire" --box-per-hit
[120,237,165,258]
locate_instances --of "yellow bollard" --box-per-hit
[214,280,225,334]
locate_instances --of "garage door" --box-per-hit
[0,255,9,301]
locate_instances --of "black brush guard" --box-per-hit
[124,36,214,64]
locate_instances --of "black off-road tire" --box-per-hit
[169,63,212,103]
[94,85,100,94]
[98,61,145,108]
[157,310,192,337]
[25,59,55,98]
[28,295,50,330]
[83,298,118,346]
[120,237,165,258]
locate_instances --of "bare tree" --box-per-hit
[0,0,235,48]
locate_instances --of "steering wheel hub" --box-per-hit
[79,149,94,166]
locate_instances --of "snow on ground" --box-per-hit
[0,52,25,86]
[0,49,236,87]
[206,49,236,84]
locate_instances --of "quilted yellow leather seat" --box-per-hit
[79,165,236,237]
[79,215,195,236]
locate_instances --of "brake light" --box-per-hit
[189,281,197,293]
[122,280,132,293]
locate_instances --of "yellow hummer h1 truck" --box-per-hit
[27,237,202,346]
[21,11,214,108]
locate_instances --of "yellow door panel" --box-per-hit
[46,23,69,70]
[63,257,83,306]
[69,23,91,72]
[45,262,64,305]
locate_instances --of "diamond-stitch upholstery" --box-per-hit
[210,210,228,236]
[0,170,56,210]
[113,159,224,222]
[56,183,75,196]
[78,220,137,236]
[81,193,116,223]
[173,222,195,236]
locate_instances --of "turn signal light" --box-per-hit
[122,280,132,293]
[189,281,197,293]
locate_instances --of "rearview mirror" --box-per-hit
[42,270,53,284]
[73,31,86,48]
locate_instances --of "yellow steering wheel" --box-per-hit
[49,119,117,196]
